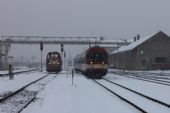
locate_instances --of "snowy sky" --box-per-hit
[1,0,170,61]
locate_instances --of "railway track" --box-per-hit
[90,78,170,113]
[114,70,170,81]
[125,71,170,82]
[91,79,147,113]
[0,69,39,77]
[102,78,170,108]
[124,71,170,81]
[134,71,170,78]
[0,73,55,113]
[110,71,170,86]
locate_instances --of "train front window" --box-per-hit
[87,52,107,61]
[94,53,100,60]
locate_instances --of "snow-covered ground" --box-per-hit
[109,69,170,74]
[0,67,38,75]
[105,72,170,104]
[0,71,47,96]
[1,70,170,113]
[22,71,140,113]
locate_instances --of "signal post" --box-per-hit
[40,42,43,72]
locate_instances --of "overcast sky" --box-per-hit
[0,0,170,62]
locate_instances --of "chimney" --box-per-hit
[137,34,140,40]
[134,36,137,42]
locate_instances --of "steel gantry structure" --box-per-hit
[0,35,131,69]
[1,36,130,46]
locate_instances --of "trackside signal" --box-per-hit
[61,44,64,52]
[40,42,43,51]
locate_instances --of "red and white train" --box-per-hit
[74,46,108,79]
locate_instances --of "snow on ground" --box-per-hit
[104,73,170,104]
[127,70,170,74]
[109,69,170,74]
[99,77,170,113]
[0,67,37,75]
[0,71,47,95]
[1,69,170,113]
[22,71,140,113]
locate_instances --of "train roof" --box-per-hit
[74,46,107,59]
[47,51,61,55]
[87,46,107,51]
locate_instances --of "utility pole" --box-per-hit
[21,56,23,66]
[40,42,43,72]
[72,69,74,85]
[32,56,35,67]
[61,43,64,69]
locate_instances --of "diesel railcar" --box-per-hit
[74,46,108,78]
[46,51,62,73]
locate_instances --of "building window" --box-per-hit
[155,57,166,63]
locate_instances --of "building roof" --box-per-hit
[111,31,168,54]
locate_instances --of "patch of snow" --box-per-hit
[22,73,140,113]
[0,71,47,95]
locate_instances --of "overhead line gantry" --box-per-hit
[1,36,130,46]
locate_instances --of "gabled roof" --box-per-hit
[111,31,169,54]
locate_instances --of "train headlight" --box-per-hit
[48,63,51,64]
[58,63,60,64]
[102,62,105,64]
[90,61,93,64]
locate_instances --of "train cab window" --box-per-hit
[94,53,100,60]
[86,52,107,61]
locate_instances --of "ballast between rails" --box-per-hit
[17,96,37,113]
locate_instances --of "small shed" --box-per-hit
[110,31,170,70]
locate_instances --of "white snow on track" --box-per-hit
[98,79,170,113]
[22,72,140,113]
[0,71,47,95]
[0,67,35,75]
[104,73,170,104]
[1,69,170,113]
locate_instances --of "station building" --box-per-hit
[100,45,118,68]
[110,31,170,70]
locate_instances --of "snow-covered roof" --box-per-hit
[100,45,117,47]
[111,31,167,54]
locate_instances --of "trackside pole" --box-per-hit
[40,42,43,72]
[72,69,74,85]
[9,64,14,80]
[41,50,42,72]
[67,68,68,78]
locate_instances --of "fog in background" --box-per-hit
[0,0,170,62]
[9,44,87,63]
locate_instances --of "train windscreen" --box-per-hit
[86,52,108,62]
